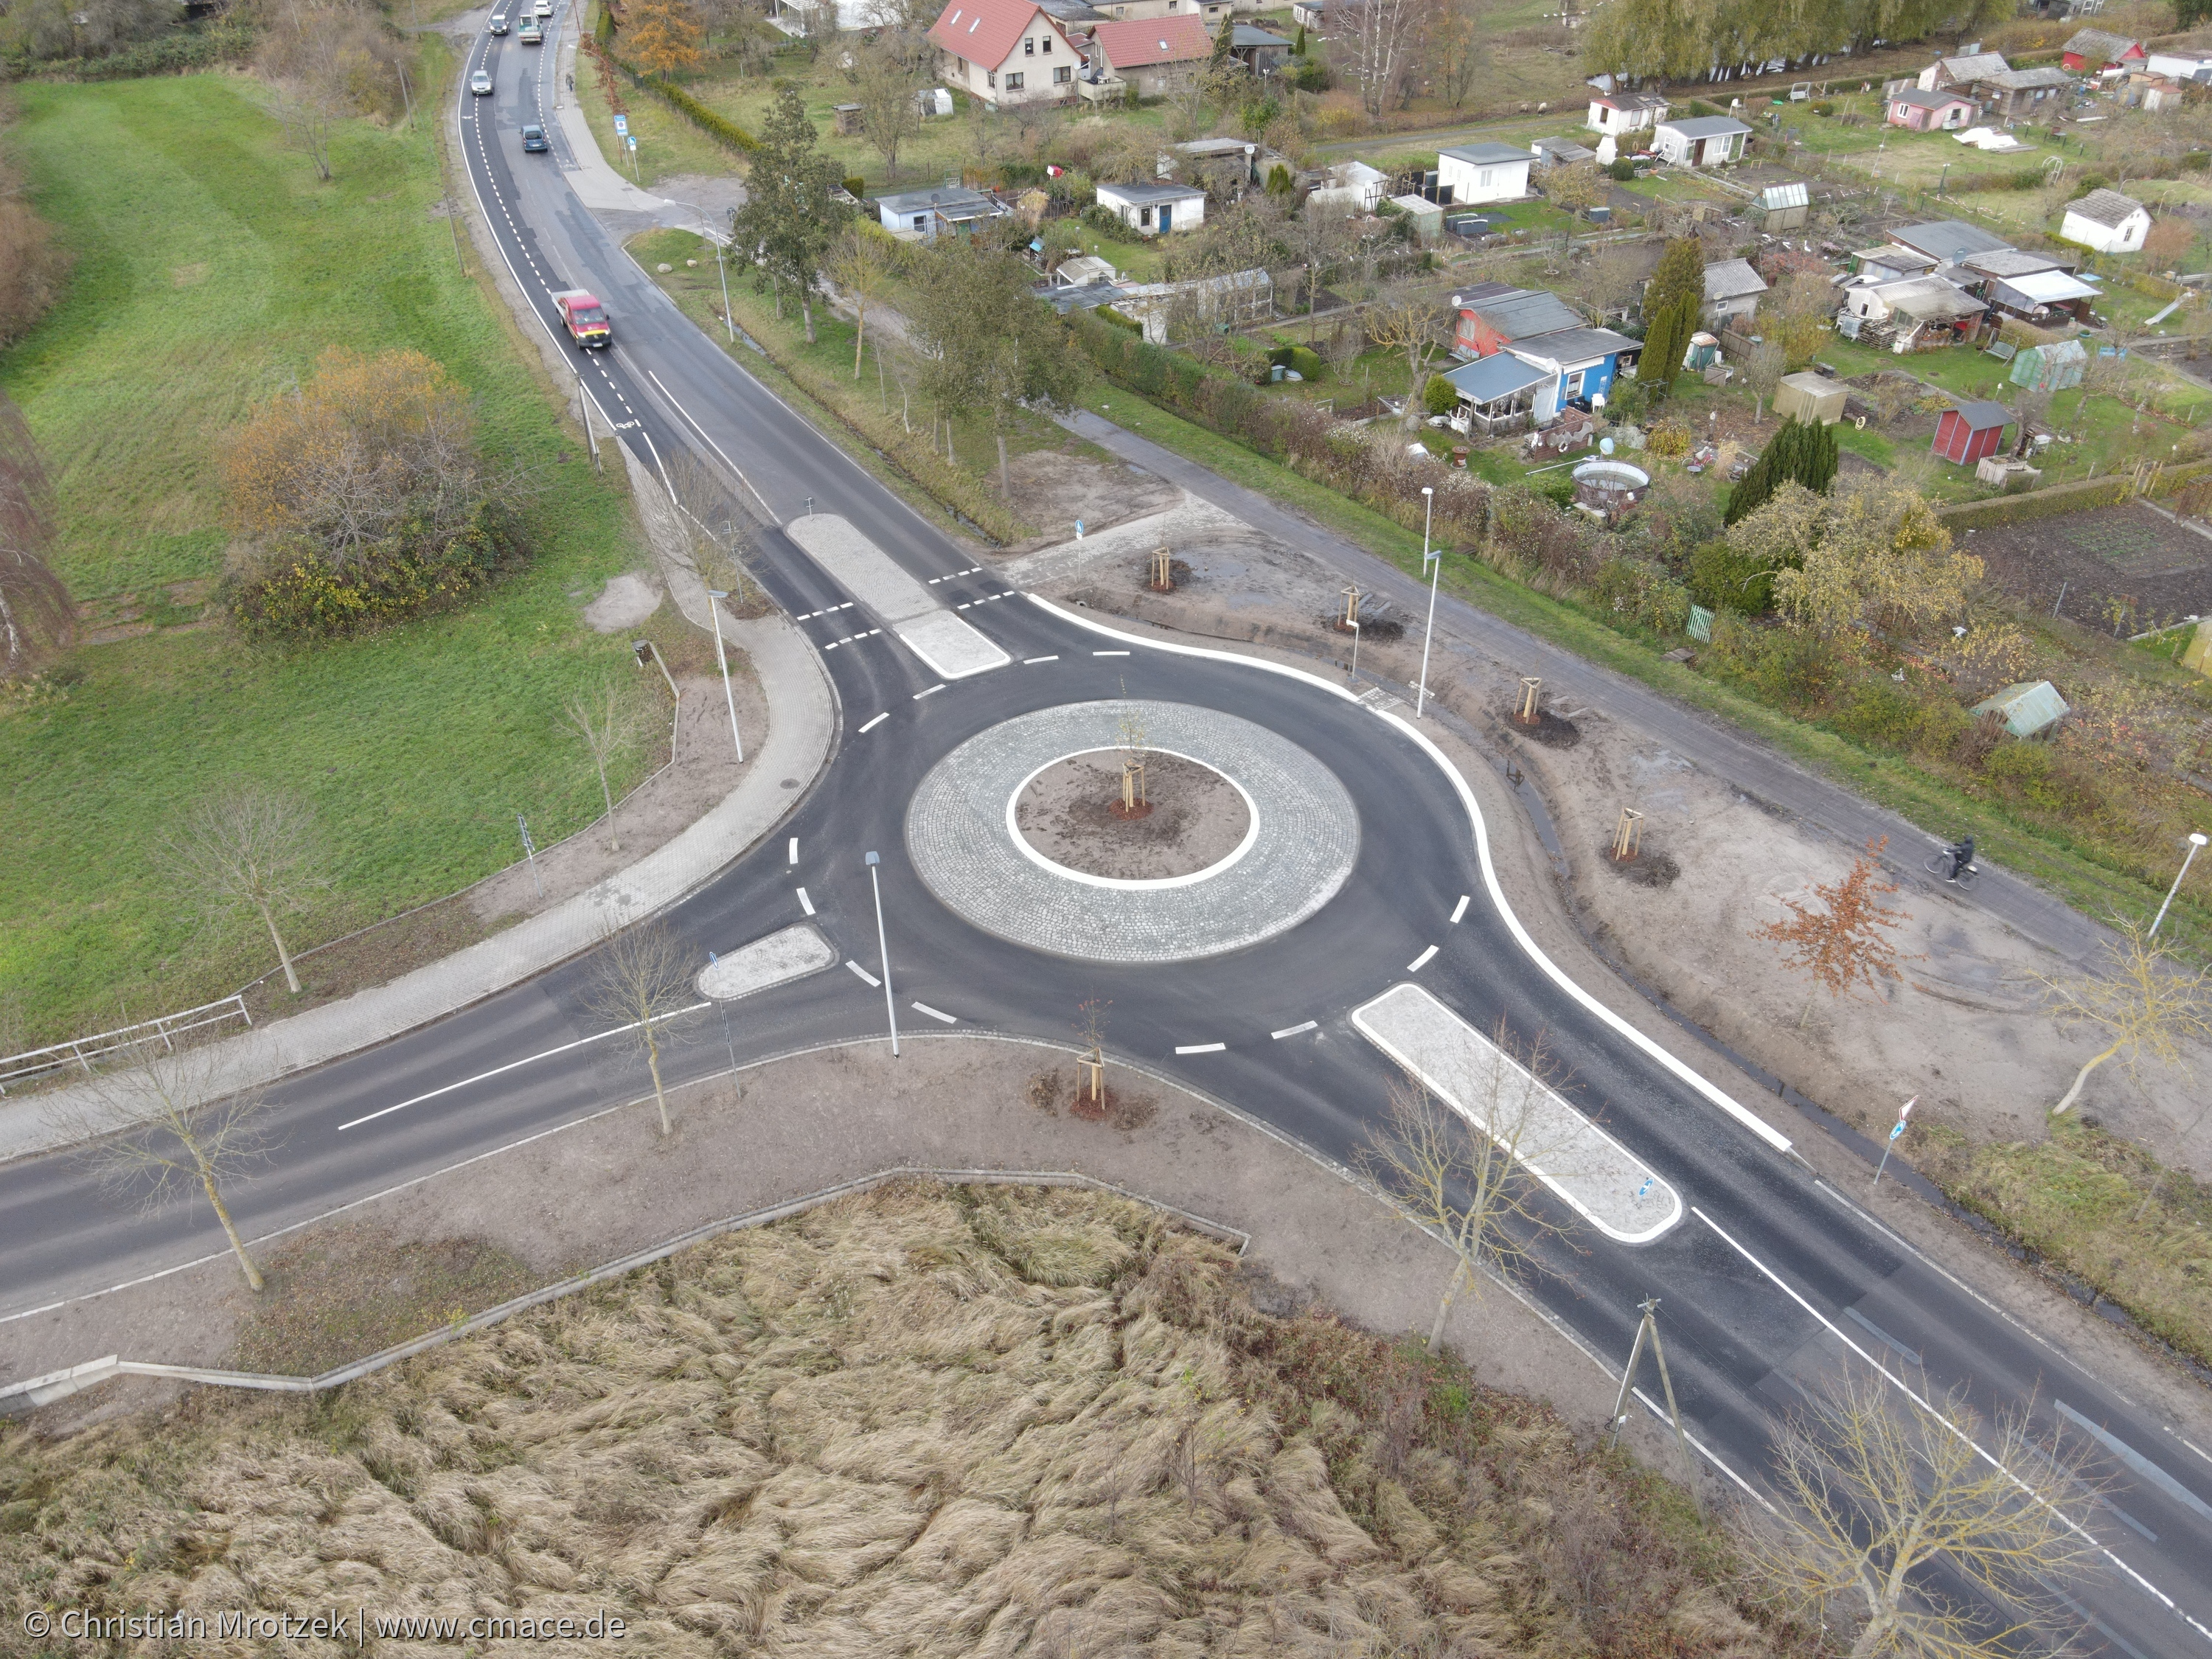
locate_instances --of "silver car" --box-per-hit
[470,69,493,94]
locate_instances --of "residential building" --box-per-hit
[1306,158,1385,212]
[1888,87,1978,130]
[2060,187,2150,253]
[2130,76,2190,112]
[928,0,1080,104]
[1034,0,1107,23]
[1177,136,1259,181]
[1113,268,1271,341]
[1088,14,1211,95]
[1530,136,1599,169]
[1452,284,1584,359]
[1441,354,1552,435]
[1437,143,1532,204]
[1701,257,1769,328]
[1586,91,1669,137]
[1933,401,2011,465]
[1962,247,2073,282]
[1652,116,1750,167]
[1852,244,1939,284]
[1841,275,1987,346]
[1982,267,2099,325]
[875,185,1009,240]
[2062,28,2143,71]
[1096,178,1207,234]
[1919,51,2011,91]
[1503,326,1642,410]
[2146,52,2212,81]
[1228,23,1290,70]
[1889,218,2011,268]
[1978,66,2073,120]
[1289,0,1325,28]
[1090,0,1230,20]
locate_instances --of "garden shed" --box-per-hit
[1971,680,2070,738]
[1933,400,2010,465]
[2008,338,2087,392]
[1773,372,1846,425]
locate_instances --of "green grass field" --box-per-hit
[0,68,661,1045]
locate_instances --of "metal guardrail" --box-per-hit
[0,994,252,1095]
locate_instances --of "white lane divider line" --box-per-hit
[956,602,970,611]
[1024,655,1058,664]
[1451,894,1470,924]
[796,887,815,917]
[2058,1402,2212,1527]
[1632,1388,1778,1514]
[845,960,881,987]
[858,712,888,733]
[1408,945,1439,973]
[911,1001,956,1025]
[1270,1020,1318,1040]
[914,684,945,699]
[788,837,799,865]
[1175,1043,1226,1055]
[1093,650,1130,657]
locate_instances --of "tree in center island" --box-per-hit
[728,86,849,344]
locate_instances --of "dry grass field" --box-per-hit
[0,1182,1787,1656]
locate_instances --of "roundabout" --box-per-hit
[905,700,1360,963]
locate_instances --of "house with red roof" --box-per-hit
[1088,13,1211,97]
[928,0,1081,104]
[2062,27,2145,72]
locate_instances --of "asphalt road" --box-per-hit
[3,28,2208,1654]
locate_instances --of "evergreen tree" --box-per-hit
[1802,417,1838,494]
[1725,416,1841,525]
[1640,302,1683,405]
[728,87,850,345]
[1644,235,1706,328]
[1211,9,1234,69]
[1292,21,1307,54]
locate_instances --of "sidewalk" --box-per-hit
[550,10,702,226]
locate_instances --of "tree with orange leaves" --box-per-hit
[1753,837,1914,1027]
[623,0,704,76]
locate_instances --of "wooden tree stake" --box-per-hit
[1613,807,1644,862]
[1150,546,1174,591]
[1517,676,1542,723]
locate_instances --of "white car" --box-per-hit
[470,69,493,94]
[535,0,551,14]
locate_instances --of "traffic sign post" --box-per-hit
[1872,1094,1916,1190]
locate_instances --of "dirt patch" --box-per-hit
[227,1222,537,1377]
[1509,710,1584,748]
[1596,844,1682,888]
[1963,500,2212,627]
[582,570,663,632]
[1015,751,1250,880]
[995,445,1181,555]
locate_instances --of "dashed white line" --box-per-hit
[1408,945,1439,972]
[845,960,880,987]
[1451,894,1470,924]
[911,1001,956,1025]
[796,887,815,916]
[1270,1020,1318,1040]
[1174,1043,1226,1055]
[787,837,799,865]
[1024,655,1058,664]
[914,684,945,699]
[1093,650,1130,657]
[859,712,888,733]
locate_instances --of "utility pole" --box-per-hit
[1607,1295,1701,1513]
[1415,484,1438,717]
[865,851,899,1057]
[703,588,745,763]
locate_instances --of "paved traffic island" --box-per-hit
[908,700,1358,963]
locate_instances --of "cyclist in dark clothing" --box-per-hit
[1947,836,1975,881]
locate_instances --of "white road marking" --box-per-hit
[788,837,799,864]
[1451,894,1470,924]
[1093,650,1130,657]
[2058,1402,2212,1526]
[914,684,945,699]
[1024,655,1058,664]
[956,602,970,611]
[845,960,880,987]
[1631,1388,1778,1514]
[858,712,888,733]
[1408,945,1439,972]
[1175,1043,1226,1054]
[796,887,815,916]
[911,1001,956,1024]
[1270,1020,1318,1040]
[338,1004,711,1131]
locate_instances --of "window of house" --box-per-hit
[1041,33,1050,49]
[1006,70,1023,88]
[987,69,997,86]
[1141,206,1154,226]
[911,214,928,231]
[1025,35,1034,52]
[1565,369,1585,398]
[1054,63,1071,81]
[1478,169,1492,187]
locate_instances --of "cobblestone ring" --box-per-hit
[906,700,1361,963]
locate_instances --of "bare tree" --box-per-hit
[1752,837,1913,1027]
[1337,0,1430,124]
[270,81,341,183]
[846,38,922,181]
[1744,338,1787,425]
[580,919,700,1135]
[2041,917,2212,1118]
[1358,1034,1576,1353]
[162,785,325,997]
[1742,1371,2108,1659]
[1362,286,1449,432]
[0,389,72,678]
[666,448,765,611]
[49,1041,280,1291]
[562,679,644,852]
[824,225,896,380]
[1281,197,1358,344]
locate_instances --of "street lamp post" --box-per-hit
[865,851,899,1057]
[2149,831,2209,939]
[703,588,745,764]
[1415,485,1438,718]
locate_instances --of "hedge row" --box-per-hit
[608,55,757,153]
[12,22,256,81]
[1934,459,2212,531]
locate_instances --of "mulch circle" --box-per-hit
[1107,799,1155,821]
[1596,843,1680,888]
[1510,710,1582,749]
[1138,559,1193,593]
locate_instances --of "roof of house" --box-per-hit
[928,0,1053,69]
[1097,178,1208,204]
[1999,268,2100,305]
[1033,0,1105,21]
[1178,136,1255,156]
[1964,248,2068,277]
[1856,243,1938,269]
[1509,325,1641,366]
[1934,51,2011,81]
[1443,354,1552,403]
[1532,136,1599,162]
[1759,181,1810,209]
[2065,27,2141,60]
[1231,24,1288,46]
[2065,187,2147,227]
[1461,286,1585,339]
[1659,115,1752,138]
[1703,257,1770,301]
[1324,159,1385,184]
[1985,66,2073,88]
[1891,218,2011,262]
[1947,399,2011,428]
[1053,254,1118,285]
[877,185,1004,217]
[1592,91,1670,111]
[1091,13,1211,66]
[1875,276,1987,320]
[1892,87,1975,108]
[1441,142,1534,167]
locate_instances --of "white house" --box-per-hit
[1701,257,1769,328]
[1436,143,1531,205]
[1306,159,1385,212]
[1586,91,1669,138]
[1096,179,1207,234]
[875,185,1009,240]
[1653,115,1750,167]
[926,0,1080,105]
[1087,14,1211,97]
[2060,187,2151,254]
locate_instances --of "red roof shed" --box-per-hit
[1933,400,2009,465]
